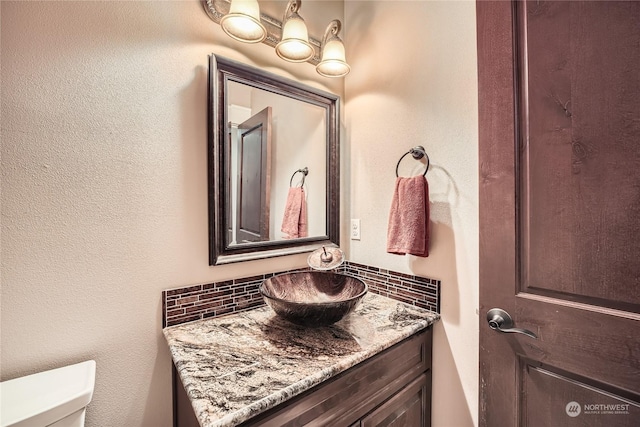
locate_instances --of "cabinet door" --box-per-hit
[361,373,430,427]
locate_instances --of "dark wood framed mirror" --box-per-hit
[208,55,340,265]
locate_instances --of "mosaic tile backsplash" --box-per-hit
[162,262,440,327]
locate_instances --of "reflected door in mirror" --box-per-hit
[235,107,272,243]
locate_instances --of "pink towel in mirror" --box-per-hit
[281,187,307,239]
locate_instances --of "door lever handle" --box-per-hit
[486,308,538,339]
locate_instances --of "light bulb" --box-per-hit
[220,0,266,43]
[276,12,314,62]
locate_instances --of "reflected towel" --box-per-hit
[386,175,430,257]
[281,187,308,239]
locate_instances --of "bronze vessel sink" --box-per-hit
[259,271,368,327]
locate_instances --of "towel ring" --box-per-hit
[290,167,309,187]
[395,146,430,177]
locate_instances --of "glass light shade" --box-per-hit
[316,38,350,77]
[220,0,266,43]
[275,13,314,62]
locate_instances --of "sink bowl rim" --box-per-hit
[259,271,368,306]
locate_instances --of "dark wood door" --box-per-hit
[478,1,640,426]
[236,107,272,243]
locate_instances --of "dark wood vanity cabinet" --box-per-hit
[175,327,432,427]
[359,373,431,427]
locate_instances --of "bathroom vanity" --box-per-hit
[164,293,439,427]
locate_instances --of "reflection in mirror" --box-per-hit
[226,81,327,245]
[208,55,339,265]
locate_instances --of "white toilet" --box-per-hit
[0,360,96,427]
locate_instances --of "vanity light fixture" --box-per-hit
[316,20,350,78]
[202,0,349,78]
[275,0,314,62]
[219,0,266,43]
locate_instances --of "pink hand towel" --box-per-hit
[281,187,308,239]
[387,175,430,257]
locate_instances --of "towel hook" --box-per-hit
[290,167,309,187]
[395,146,430,177]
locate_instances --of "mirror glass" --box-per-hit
[226,81,327,245]
[208,55,340,265]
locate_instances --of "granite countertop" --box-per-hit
[163,293,440,427]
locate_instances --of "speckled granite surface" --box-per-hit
[163,293,440,427]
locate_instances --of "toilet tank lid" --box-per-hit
[0,360,96,427]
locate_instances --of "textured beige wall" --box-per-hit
[0,1,343,426]
[344,1,479,426]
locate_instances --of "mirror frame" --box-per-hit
[208,55,340,265]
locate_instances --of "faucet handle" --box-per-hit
[308,246,344,270]
[320,246,334,263]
